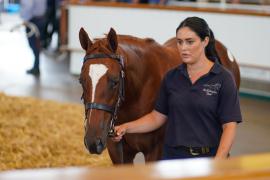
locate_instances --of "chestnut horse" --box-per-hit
[79,28,240,164]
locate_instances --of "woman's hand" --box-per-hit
[111,110,167,142]
[112,124,128,142]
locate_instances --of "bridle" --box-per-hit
[81,53,125,137]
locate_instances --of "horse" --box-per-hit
[78,27,240,164]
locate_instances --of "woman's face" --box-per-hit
[176,27,209,64]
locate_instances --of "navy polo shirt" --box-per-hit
[155,62,242,147]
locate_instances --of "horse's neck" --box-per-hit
[119,43,148,101]
[117,41,179,122]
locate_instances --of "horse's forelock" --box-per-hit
[87,39,112,54]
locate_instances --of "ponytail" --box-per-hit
[205,29,221,63]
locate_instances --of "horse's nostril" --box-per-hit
[96,138,102,147]
[96,138,104,154]
[96,138,100,143]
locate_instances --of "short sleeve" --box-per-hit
[154,75,169,115]
[20,0,33,21]
[217,72,242,124]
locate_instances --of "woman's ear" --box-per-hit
[204,36,210,47]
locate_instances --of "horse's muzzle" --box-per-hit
[84,136,105,154]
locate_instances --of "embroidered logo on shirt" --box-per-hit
[202,83,221,96]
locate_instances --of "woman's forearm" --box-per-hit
[215,122,237,159]
[125,110,167,133]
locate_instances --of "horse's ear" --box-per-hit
[107,28,118,53]
[79,27,93,51]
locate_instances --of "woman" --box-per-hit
[113,17,242,160]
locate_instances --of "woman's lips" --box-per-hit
[181,53,190,58]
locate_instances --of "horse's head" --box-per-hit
[79,28,124,154]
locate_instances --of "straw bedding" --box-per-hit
[0,93,112,171]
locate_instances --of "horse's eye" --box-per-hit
[79,78,83,84]
[109,78,119,89]
[81,93,84,101]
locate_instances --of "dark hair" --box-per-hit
[176,16,220,63]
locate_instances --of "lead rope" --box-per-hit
[107,97,124,163]
[10,22,40,38]
[108,95,121,137]
[107,69,125,163]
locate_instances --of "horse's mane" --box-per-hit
[90,34,163,59]
[93,34,160,46]
[117,35,158,45]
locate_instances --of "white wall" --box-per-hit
[68,5,270,82]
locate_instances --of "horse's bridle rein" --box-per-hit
[81,53,125,137]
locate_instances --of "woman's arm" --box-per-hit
[112,110,167,142]
[215,122,237,159]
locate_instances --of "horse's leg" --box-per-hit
[107,138,124,164]
[107,138,136,164]
[122,141,137,163]
[144,142,163,162]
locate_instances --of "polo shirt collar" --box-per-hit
[210,62,222,74]
[178,61,222,77]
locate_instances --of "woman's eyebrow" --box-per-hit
[177,38,193,41]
